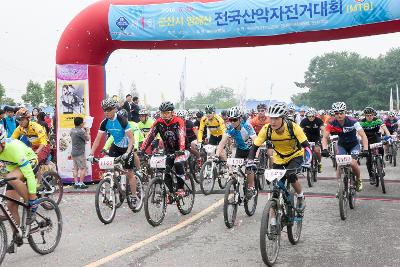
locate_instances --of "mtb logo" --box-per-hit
[343,126,355,133]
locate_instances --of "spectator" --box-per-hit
[32,107,41,122]
[0,109,5,129]
[3,106,18,138]
[37,111,50,135]
[70,117,90,189]
[122,94,140,122]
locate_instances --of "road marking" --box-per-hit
[84,197,225,267]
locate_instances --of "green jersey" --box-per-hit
[0,139,38,194]
[103,121,144,151]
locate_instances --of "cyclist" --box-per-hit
[298,108,306,123]
[321,102,369,192]
[197,105,226,148]
[12,107,50,164]
[103,109,143,169]
[89,98,140,208]
[216,106,257,198]
[141,102,187,197]
[250,103,270,135]
[300,108,324,172]
[384,111,399,135]
[176,109,200,158]
[287,103,298,123]
[247,102,312,211]
[220,110,229,125]
[0,125,39,248]
[138,108,161,154]
[360,107,391,184]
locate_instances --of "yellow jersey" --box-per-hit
[197,115,226,142]
[254,121,307,165]
[11,121,48,147]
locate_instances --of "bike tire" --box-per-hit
[127,174,144,212]
[257,172,266,191]
[348,174,356,209]
[223,179,238,228]
[177,175,196,215]
[40,171,64,210]
[306,168,313,188]
[338,177,348,220]
[313,156,318,182]
[244,178,259,217]
[260,200,281,267]
[144,178,167,227]
[376,157,386,194]
[188,157,200,184]
[218,172,228,190]
[287,195,303,245]
[199,161,215,195]
[393,146,397,167]
[28,198,63,255]
[95,178,117,224]
[0,222,7,265]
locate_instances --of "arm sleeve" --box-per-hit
[103,136,114,150]
[99,119,107,132]
[248,144,260,160]
[254,125,268,147]
[133,127,140,150]
[197,118,205,142]
[141,120,158,151]
[178,118,186,150]
[10,147,37,194]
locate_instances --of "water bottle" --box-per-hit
[120,175,126,191]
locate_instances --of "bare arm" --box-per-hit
[321,129,330,150]
[357,128,369,150]
[216,134,228,157]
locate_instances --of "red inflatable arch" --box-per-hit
[56,0,400,180]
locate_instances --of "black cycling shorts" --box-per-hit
[209,135,222,146]
[109,144,135,170]
[272,156,303,184]
[235,148,250,159]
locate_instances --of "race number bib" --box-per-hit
[226,158,244,166]
[99,157,115,170]
[150,156,167,168]
[264,169,287,183]
[335,155,352,166]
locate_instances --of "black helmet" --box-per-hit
[117,109,129,119]
[196,110,204,118]
[204,105,215,114]
[363,106,375,115]
[159,101,174,112]
[257,103,267,110]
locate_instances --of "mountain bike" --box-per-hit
[144,152,195,227]
[0,177,62,264]
[386,135,397,167]
[36,163,63,210]
[199,145,228,195]
[223,158,259,228]
[335,155,357,220]
[306,142,319,187]
[369,142,386,193]
[260,168,304,266]
[255,146,268,190]
[93,155,144,224]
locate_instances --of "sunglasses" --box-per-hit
[334,111,345,115]
[365,114,374,117]
[258,109,265,113]
[103,108,114,112]
[229,117,239,122]
[161,111,172,116]
[307,115,315,118]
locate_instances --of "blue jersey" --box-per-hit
[99,114,130,148]
[326,116,362,148]
[225,121,256,150]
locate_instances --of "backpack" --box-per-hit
[266,118,302,158]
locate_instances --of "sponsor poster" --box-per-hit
[108,0,400,41]
[56,64,92,182]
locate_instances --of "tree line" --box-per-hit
[291,48,400,110]
[0,80,56,108]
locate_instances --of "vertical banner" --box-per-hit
[56,64,92,182]
[390,87,393,111]
[179,57,186,110]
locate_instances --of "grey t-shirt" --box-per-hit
[70,127,87,157]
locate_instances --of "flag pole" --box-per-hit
[397,84,399,112]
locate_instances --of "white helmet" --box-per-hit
[176,109,188,119]
[306,108,316,117]
[332,102,346,112]
[388,111,396,117]
[228,106,241,119]
[287,103,296,112]
[267,102,288,118]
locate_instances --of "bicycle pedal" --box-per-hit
[7,243,16,254]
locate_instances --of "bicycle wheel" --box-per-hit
[223,179,238,228]
[28,198,63,255]
[39,171,64,210]
[199,161,215,195]
[393,145,397,167]
[312,155,318,182]
[260,200,281,266]
[188,157,200,184]
[257,171,266,191]
[376,157,386,194]
[144,178,167,227]
[287,195,303,245]
[217,167,228,189]
[0,222,7,265]
[127,174,144,212]
[244,178,258,216]
[177,175,195,215]
[338,176,348,220]
[348,174,356,209]
[95,178,117,224]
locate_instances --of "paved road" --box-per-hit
[3,158,400,266]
